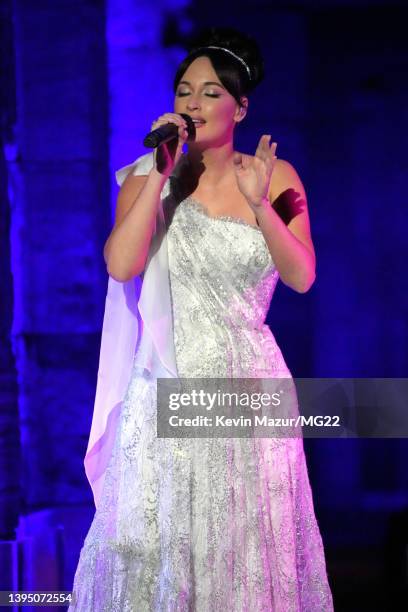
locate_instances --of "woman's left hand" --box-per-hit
[233,136,278,210]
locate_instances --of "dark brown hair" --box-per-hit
[173,26,265,109]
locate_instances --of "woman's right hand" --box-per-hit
[150,113,189,177]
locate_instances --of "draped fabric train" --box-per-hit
[83,153,179,509]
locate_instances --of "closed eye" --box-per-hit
[177,93,220,98]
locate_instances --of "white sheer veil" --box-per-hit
[84,151,180,508]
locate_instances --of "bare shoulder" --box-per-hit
[268,158,307,204]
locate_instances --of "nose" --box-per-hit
[187,94,201,111]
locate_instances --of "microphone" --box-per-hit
[143,113,196,148]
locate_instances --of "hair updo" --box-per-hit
[173,26,265,109]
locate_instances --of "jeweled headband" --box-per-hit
[188,45,252,81]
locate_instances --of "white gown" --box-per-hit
[69,153,334,611]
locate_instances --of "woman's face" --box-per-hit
[174,56,247,148]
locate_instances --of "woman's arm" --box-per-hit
[253,159,316,293]
[104,167,168,281]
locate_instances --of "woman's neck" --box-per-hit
[184,143,236,187]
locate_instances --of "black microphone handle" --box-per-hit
[142,123,176,148]
[143,113,195,148]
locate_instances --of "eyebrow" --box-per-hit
[178,80,225,89]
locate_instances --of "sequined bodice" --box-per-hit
[166,195,291,378]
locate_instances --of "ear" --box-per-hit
[234,96,248,123]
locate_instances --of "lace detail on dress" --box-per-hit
[70,373,334,611]
[183,196,263,232]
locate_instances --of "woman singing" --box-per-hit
[69,26,334,611]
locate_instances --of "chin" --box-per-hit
[190,133,226,148]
